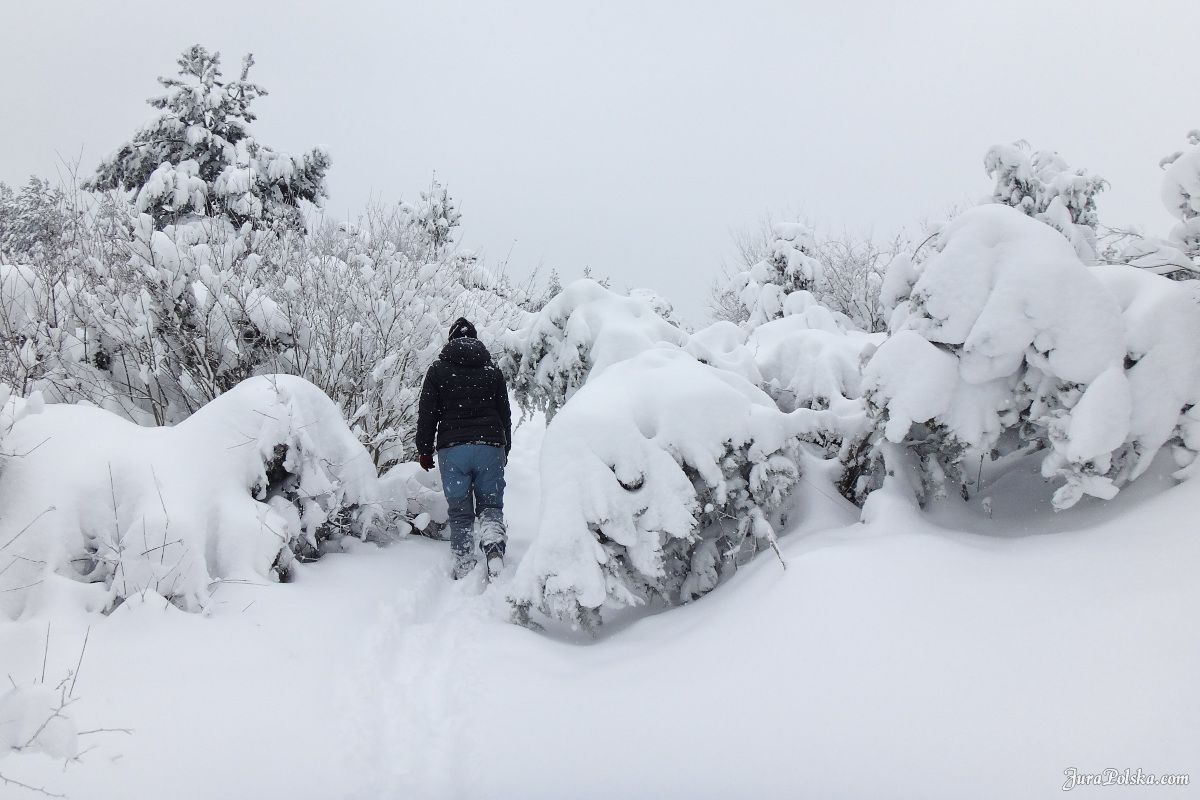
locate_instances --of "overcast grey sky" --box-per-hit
[2,1,1196,323]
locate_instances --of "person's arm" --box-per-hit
[415,364,441,459]
[497,371,512,455]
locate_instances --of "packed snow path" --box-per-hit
[1,420,1196,799]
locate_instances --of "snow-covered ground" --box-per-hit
[1,408,1195,800]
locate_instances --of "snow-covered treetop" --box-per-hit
[984,141,1107,262]
[86,45,330,231]
[402,180,462,259]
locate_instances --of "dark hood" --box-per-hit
[440,336,492,367]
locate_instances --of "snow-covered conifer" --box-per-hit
[984,141,1107,261]
[403,178,462,259]
[86,45,330,231]
[735,222,824,328]
[0,178,70,266]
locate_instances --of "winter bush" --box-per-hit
[863,204,1200,509]
[709,218,908,333]
[1160,130,1200,253]
[1088,132,1200,281]
[0,375,382,618]
[505,281,876,628]
[508,348,805,630]
[499,279,687,420]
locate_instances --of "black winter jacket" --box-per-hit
[415,337,512,456]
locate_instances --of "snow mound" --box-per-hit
[0,375,380,618]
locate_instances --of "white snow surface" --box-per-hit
[0,407,1195,799]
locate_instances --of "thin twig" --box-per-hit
[0,580,44,593]
[9,435,52,459]
[150,465,169,566]
[41,622,50,684]
[768,537,788,571]
[68,626,89,698]
[19,697,77,751]
[139,539,182,557]
[108,464,127,598]
[76,727,134,736]
[0,506,57,553]
[0,773,65,798]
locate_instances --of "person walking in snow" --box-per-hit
[416,317,512,580]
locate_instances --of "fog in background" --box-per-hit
[3,0,1195,323]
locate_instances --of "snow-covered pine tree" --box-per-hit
[402,178,462,260]
[734,222,824,328]
[984,141,1107,262]
[0,178,71,267]
[86,45,330,232]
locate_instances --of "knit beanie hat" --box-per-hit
[448,317,477,340]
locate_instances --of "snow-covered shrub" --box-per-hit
[628,286,691,331]
[1090,265,1200,481]
[0,264,70,399]
[508,349,804,630]
[984,141,1107,262]
[745,304,880,499]
[499,279,687,419]
[505,282,876,628]
[86,45,329,232]
[72,212,291,425]
[709,220,906,333]
[864,204,1200,509]
[1157,130,1200,275]
[0,375,380,618]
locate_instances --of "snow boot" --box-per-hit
[485,547,504,580]
[451,552,477,580]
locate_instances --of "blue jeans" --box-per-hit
[438,444,507,558]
